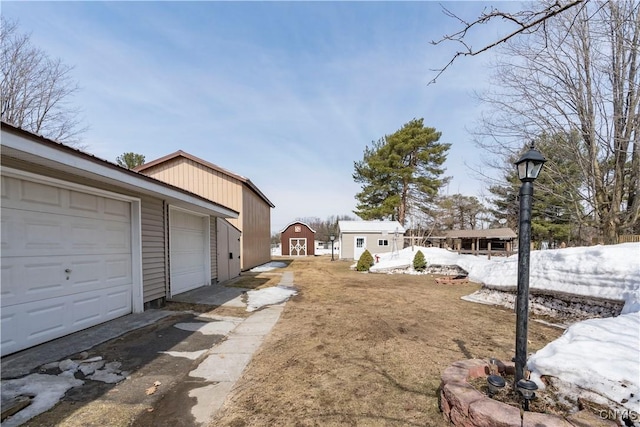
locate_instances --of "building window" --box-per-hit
[356,238,365,248]
[378,239,389,246]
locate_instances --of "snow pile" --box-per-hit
[250,261,288,272]
[1,374,83,427]
[246,285,297,312]
[528,312,640,414]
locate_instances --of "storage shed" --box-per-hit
[280,221,316,256]
[338,220,405,260]
[0,123,238,356]
[135,151,274,271]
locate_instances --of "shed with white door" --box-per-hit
[280,221,316,256]
[0,123,238,356]
[338,220,405,260]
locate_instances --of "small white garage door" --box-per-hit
[1,175,133,356]
[169,208,209,295]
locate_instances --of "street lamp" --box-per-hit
[330,235,336,261]
[514,143,546,386]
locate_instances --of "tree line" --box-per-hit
[3,2,637,246]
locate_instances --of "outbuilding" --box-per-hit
[135,151,274,271]
[280,221,316,256]
[0,123,238,356]
[338,220,405,260]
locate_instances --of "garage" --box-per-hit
[169,207,210,295]
[1,175,134,356]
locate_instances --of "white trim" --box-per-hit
[2,131,238,218]
[1,167,144,313]
[2,167,139,202]
[288,237,308,256]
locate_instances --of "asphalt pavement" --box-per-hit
[0,274,292,427]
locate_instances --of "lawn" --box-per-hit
[210,256,563,426]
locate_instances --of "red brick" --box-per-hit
[469,398,522,427]
[443,382,486,417]
[441,366,469,386]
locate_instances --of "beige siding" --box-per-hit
[340,232,402,260]
[241,188,272,269]
[141,196,167,303]
[141,158,243,231]
[210,216,217,282]
[140,157,273,271]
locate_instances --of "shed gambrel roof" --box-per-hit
[338,220,405,234]
[280,221,316,234]
[135,150,275,208]
[444,228,517,239]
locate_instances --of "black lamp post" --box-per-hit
[330,235,336,261]
[514,143,546,385]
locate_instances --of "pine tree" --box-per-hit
[353,119,450,226]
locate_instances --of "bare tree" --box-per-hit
[430,0,587,84]
[472,1,639,243]
[1,17,85,144]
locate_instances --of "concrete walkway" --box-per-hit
[187,271,294,424]
[188,304,285,424]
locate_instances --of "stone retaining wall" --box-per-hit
[439,359,617,427]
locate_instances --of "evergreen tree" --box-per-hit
[116,152,146,169]
[353,119,450,226]
[413,250,427,271]
[488,135,585,245]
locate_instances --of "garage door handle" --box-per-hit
[65,268,72,273]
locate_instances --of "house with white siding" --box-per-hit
[0,123,238,356]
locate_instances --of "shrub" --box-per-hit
[356,249,374,272]
[413,250,427,272]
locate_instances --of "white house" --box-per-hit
[338,220,405,260]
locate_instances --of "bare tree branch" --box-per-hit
[429,0,587,84]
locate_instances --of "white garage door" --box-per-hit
[1,176,133,356]
[169,208,209,296]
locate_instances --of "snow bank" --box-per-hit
[528,311,640,413]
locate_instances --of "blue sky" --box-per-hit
[3,1,515,233]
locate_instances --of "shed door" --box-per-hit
[1,176,133,356]
[354,236,366,260]
[216,218,240,283]
[169,208,209,295]
[289,238,307,256]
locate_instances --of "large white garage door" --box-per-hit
[169,208,208,296]
[1,176,133,356]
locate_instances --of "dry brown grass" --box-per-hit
[210,256,563,427]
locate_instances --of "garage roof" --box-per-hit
[1,123,239,219]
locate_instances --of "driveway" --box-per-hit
[1,274,293,427]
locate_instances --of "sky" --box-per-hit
[2,1,522,233]
[4,243,638,425]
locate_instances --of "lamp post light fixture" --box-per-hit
[516,378,538,411]
[330,235,336,261]
[514,143,546,385]
[486,374,506,398]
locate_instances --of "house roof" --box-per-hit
[280,221,316,234]
[1,122,239,218]
[338,220,406,234]
[444,228,517,239]
[135,150,275,208]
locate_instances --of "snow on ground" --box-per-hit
[245,285,297,312]
[250,261,288,272]
[371,243,640,417]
